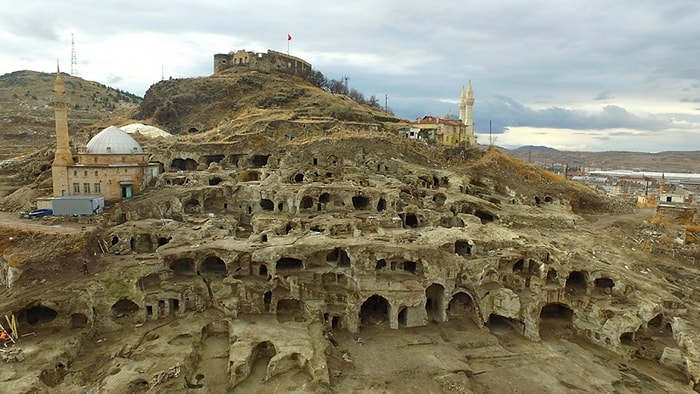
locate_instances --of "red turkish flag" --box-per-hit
[287,33,292,41]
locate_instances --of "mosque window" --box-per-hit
[73,183,80,193]
[94,183,101,193]
[73,171,77,176]
[83,183,90,193]
[95,171,98,176]
[84,171,88,176]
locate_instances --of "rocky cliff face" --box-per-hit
[0,69,699,393]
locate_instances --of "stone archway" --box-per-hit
[360,295,390,326]
[447,291,478,325]
[425,284,446,322]
[539,303,574,339]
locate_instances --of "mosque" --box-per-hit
[408,82,477,148]
[50,68,160,204]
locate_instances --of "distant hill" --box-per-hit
[511,145,559,152]
[0,70,141,160]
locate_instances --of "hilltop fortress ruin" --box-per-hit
[214,49,312,76]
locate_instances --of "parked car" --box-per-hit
[28,208,53,218]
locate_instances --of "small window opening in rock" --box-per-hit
[313,158,318,165]
[375,259,387,270]
[432,176,439,188]
[648,314,663,328]
[208,177,222,186]
[332,316,341,329]
[70,313,88,329]
[455,240,472,256]
[263,291,272,312]
[544,195,554,203]
[319,193,330,203]
[594,277,615,290]
[260,199,274,211]
[534,196,541,205]
[300,196,314,209]
[146,305,153,316]
[620,332,634,345]
[325,172,333,178]
[170,299,179,312]
[475,210,495,224]
[293,173,304,182]
[277,257,303,271]
[404,261,417,274]
[261,234,268,242]
[352,195,370,210]
[285,224,293,234]
[111,236,119,246]
[277,202,284,211]
[158,237,169,246]
[513,259,525,273]
[546,269,558,283]
[377,197,387,211]
[251,155,269,168]
[258,264,268,277]
[188,127,198,133]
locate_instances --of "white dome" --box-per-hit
[86,126,144,154]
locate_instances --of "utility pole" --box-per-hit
[385,94,388,112]
[70,34,78,77]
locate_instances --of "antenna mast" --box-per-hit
[71,34,78,77]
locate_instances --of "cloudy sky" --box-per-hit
[2,0,700,152]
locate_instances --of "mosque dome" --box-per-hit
[86,126,144,154]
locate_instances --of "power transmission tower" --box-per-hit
[343,75,349,94]
[71,34,78,77]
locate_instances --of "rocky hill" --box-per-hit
[0,70,141,160]
[0,67,699,393]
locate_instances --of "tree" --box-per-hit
[326,79,347,95]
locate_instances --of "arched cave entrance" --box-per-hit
[276,257,303,272]
[202,256,227,276]
[251,155,269,168]
[111,299,139,320]
[360,295,390,326]
[300,196,314,210]
[593,277,615,296]
[565,271,587,298]
[539,303,574,339]
[375,259,387,271]
[70,313,88,329]
[455,240,472,256]
[326,248,351,267]
[376,197,387,212]
[487,314,523,335]
[402,213,419,228]
[352,195,370,210]
[184,199,200,214]
[425,283,446,322]
[260,199,274,211]
[263,291,272,312]
[18,306,58,328]
[293,173,304,183]
[447,291,477,324]
[138,273,161,290]
[170,258,195,276]
[244,341,276,385]
[276,299,305,323]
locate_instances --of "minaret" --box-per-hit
[52,64,74,197]
[464,81,474,127]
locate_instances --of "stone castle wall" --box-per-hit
[214,49,312,76]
